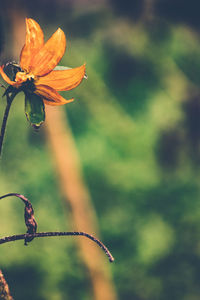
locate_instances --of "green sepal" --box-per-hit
[54,65,87,79]
[53,65,71,70]
[25,92,45,129]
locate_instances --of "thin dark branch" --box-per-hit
[0,91,17,157]
[0,232,114,263]
[0,99,12,156]
[0,193,32,206]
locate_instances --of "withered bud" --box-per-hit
[0,193,37,245]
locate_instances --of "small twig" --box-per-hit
[0,270,13,300]
[0,193,114,261]
[0,232,114,263]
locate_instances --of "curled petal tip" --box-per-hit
[25,18,36,27]
[82,63,87,79]
[35,84,74,106]
[57,28,63,33]
[0,65,17,86]
[43,98,74,106]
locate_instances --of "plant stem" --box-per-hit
[0,92,17,157]
[0,270,13,300]
[0,92,17,299]
[0,232,114,263]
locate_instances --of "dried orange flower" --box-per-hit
[0,18,86,127]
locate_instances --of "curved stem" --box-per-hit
[0,232,114,263]
[0,92,17,300]
[0,92,17,157]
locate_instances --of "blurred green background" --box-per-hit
[1,0,200,299]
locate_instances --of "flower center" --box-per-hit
[15,72,35,83]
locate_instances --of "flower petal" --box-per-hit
[20,18,44,72]
[29,28,66,77]
[35,84,74,105]
[0,65,15,85]
[0,65,24,87]
[36,64,86,91]
[43,99,74,106]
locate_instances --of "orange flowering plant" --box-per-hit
[0,18,86,128]
[0,19,113,299]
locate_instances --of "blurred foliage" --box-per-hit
[1,1,200,299]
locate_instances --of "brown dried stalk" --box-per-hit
[0,270,13,300]
[0,193,114,262]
